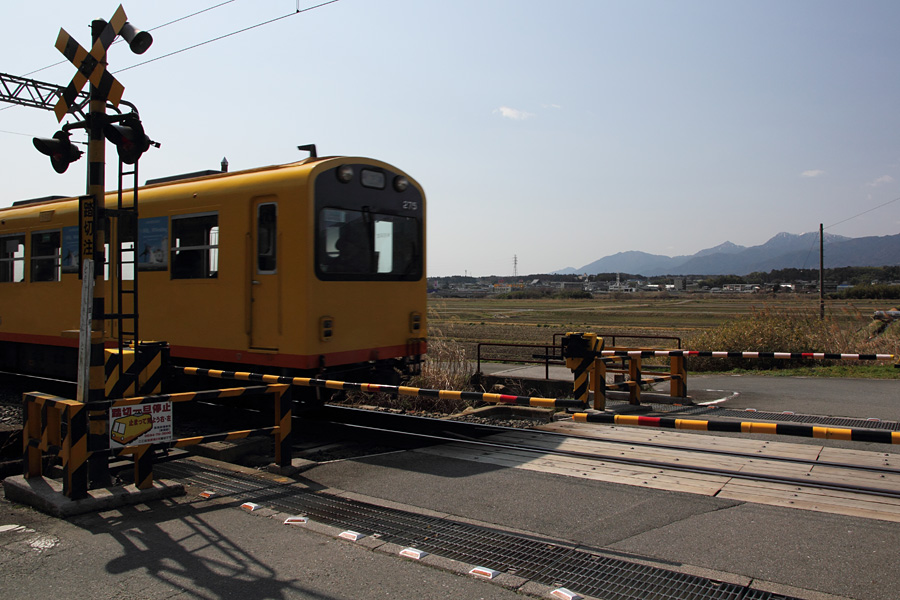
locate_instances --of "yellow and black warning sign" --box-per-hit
[53,4,127,121]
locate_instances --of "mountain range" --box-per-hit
[554,232,900,276]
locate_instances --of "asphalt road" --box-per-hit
[483,362,900,422]
[3,372,900,600]
[686,374,900,421]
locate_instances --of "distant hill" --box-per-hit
[554,232,900,276]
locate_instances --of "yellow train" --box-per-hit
[0,155,427,386]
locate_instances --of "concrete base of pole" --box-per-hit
[2,474,184,518]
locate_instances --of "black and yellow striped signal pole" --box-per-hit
[52,5,151,491]
[84,16,114,487]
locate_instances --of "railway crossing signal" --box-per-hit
[53,5,130,121]
[105,114,150,164]
[32,130,83,173]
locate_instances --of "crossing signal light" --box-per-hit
[105,115,150,164]
[33,131,83,174]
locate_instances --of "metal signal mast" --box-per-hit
[1,5,156,495]
[0,71,89,116]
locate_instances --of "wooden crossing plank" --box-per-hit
[415,422,900,522]
[717,480,900,522]
[415,444,728,495]
[491,431,814,476]
[536,421,824,460]
[817,446,899,468]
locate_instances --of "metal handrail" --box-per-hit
[475,342,560,379]
[552,332,682,349]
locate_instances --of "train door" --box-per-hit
[250,198,280,350]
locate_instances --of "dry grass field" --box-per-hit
[427,295,900,376]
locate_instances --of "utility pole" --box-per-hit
[819,223,825,321]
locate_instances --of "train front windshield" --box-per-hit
[315,164,423,282]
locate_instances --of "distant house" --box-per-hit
[723,283,759,293]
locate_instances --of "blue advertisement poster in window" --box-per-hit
[61,226,79,273]
[138,216,168,271]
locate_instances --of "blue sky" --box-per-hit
[2,0,899,277]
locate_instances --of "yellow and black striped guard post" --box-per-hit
[105,342,167,398]
[63,401,90,499]
[22,393,89,499]
[563,332,600,406]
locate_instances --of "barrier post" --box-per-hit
[563,332,600,406]
[670,355,687,398]
[274,385,293,467]
[132,445,154,490]
[628,355,641,404]
[23,398,43,477]
[592,357,607,411]
[62,402,89,499]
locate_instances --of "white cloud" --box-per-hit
[496,106,535,120]
[867,175,895,187]
[541,103,562,109]
[801,169,825,178]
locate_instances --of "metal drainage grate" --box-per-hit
[158,460,801,600]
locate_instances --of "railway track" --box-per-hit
[310,406,900,520]
[4,368,899,522]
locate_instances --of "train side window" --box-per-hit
[0,234,25,283]
[257,203,277,274]
[30,230,61,282]
[171,213,218,279]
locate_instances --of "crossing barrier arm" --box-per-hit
[174,366,586,410]
[574,412,900,445]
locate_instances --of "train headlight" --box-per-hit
[393,176,409,192]
[336,165,354,183]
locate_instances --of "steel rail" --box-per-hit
[315,406,900,500]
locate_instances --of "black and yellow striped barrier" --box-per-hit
[108,384,292,489]
[600,350,895,361]
[22,385,291,495]
[572,412,900,445]
[23,393,90,499]
[176,367,586,410]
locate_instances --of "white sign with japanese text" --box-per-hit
[109,401,174,447]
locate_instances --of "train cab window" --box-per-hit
[0,234,25,283]
[317,208,421,280]
[257,203,277,273]
[171,213,218,279]
[30,231,61,282]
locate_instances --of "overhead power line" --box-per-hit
[20,0,240,78]
[825,195,900,231]
[118,0,341,73]
[0,0,341,121]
